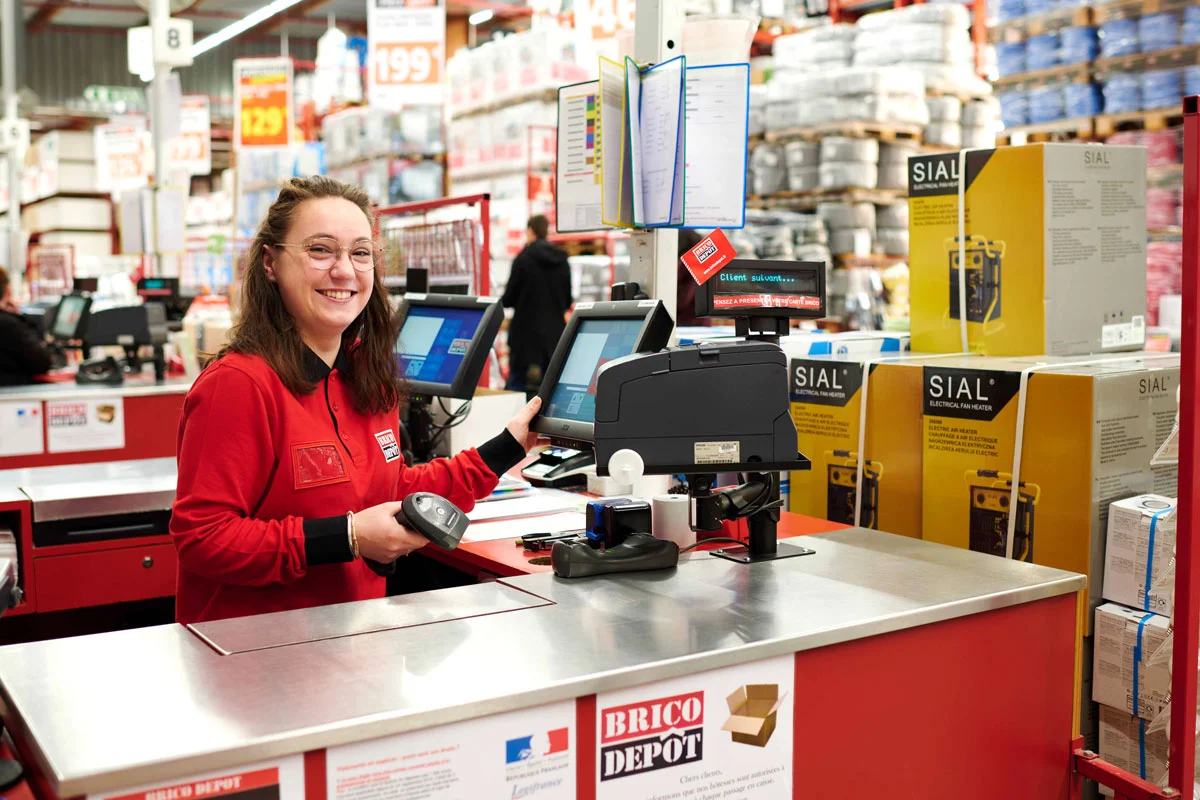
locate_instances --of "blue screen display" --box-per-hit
[395,306,486,387]
[545,318,644,423]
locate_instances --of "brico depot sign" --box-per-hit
[599,691,705,780]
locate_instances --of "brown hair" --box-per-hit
[217,176,400,415]
[527,214,549,239]
[0,267,8,300]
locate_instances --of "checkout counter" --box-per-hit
[0,278,1088,797]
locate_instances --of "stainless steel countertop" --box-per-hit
[0,458,176,507]
[0,377,192,403]
[0,528,1085,797]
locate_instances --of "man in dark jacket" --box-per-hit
[0,267,53,386]
[501,215,572,396]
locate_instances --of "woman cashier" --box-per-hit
[171,176,539,624]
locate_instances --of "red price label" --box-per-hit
[107,152,144,181]
[171,131,208,162]
[373,42,441,86]
[237,67,290,148]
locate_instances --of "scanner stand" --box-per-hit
[689,472,814,564]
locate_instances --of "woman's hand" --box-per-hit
[353,501,428,563]
[506,396,543,451]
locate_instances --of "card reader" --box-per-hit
[520,447,596,488]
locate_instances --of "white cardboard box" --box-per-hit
[1102,495,1177,617]
[1093,603,1170,722]
[1098,705,1168,796]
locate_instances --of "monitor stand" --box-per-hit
[521,447,595,488]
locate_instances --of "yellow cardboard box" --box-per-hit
[787,353,925,537]
[920,354,1179,632]
[908,143,1147,356]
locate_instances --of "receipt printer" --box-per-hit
[593,341,809,475]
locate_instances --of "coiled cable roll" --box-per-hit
[749,144,787,196]
[1064,82,1103,118]
[819,162,878,190]
[995,41,1027,77]
[1142,69,1181,111]
[1025,32,1061,71]
[1102,73,1140,114]
[787,167,821,192]
[1061,26,1099,65]
[877,162,908,191]
[962,126,997,149]
[877,228,909,256]
[817,201,876,231]
[820,136,879,163]
[829,228,874,256]
[784,140,820,169]
[1138,12,1180,52]
[1028,85,1066,124]
[879,141,921,166]
[926,94,963,122]
[876,202,908,229]
[924,121,963,148]
[1099,18,1138,58]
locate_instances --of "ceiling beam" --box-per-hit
[20,0,366,30]
[27,1,66,30]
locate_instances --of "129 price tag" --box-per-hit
[373,42,441,85]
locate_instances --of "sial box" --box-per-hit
[1093,603,1170,722]
[1102,495,1177,618]
[787,353,926,537]
[920,355,1178,632]
[908,144,1147,356]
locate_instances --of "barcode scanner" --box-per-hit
[365,493,472,578]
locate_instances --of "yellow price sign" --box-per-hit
[235,59,292,148]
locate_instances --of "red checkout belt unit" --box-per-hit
[0,379,189,616]
[0,528,1085,800]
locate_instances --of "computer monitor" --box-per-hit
[51,294,91,342]
[393,293,504,399]
[532,299,674,444]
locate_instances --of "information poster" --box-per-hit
[595,655,794,800]
[234,58,293,149]
[87,756,304,800]
[46,397,125,453]
[0,401,43,457]
[170,95,212,176]
[368,0,446,108]
[95,119,151,193]
[327,700,575,800]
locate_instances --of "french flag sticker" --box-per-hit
[505,728,569,763]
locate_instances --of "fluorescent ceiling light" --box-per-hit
[468,9,494,25]
[191,0,305,57]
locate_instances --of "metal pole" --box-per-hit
[2,0,23,298]
[1170,94,1200,799]
[150,0,171,190]
[627,0,682,320]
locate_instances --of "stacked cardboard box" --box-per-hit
[1093,496,1180,795]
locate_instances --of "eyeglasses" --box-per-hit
[274,236,382,272]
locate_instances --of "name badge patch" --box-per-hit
[292,442,349,489]
[375,429,401,463]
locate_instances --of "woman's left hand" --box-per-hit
[506,396,543,451]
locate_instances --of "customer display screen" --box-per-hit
[395,306,487,387]
[53,295,87,339]
[710,266,822,311]
[545,318,644,423]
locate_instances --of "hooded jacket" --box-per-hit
[501,238,573,376]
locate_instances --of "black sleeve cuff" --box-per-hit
[478,429,527,477]
[304,515,354,566]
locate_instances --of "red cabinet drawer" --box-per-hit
[35,543,177,613]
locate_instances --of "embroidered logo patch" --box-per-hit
[375,429,401,463]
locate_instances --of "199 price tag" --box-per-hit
[373,42,441,85]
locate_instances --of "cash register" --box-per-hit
[522,299,674,487]
[547,258,828,576]
[393,292,504,463]
[75,303,170,385]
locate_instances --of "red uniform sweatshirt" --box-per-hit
[170,348,524,624]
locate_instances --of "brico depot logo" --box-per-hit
[600,691,704,781]
[694,238,718,263]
